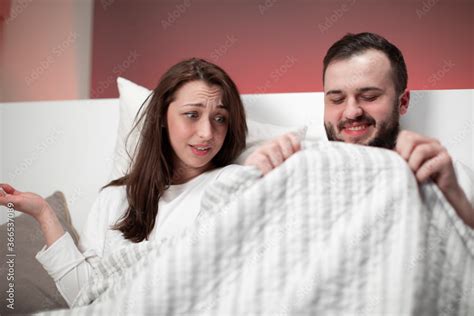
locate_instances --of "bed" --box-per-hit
[0,79,472,314]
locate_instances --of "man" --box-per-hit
[246,32,473,228]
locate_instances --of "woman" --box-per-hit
[0,58,251,306]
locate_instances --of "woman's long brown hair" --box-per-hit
[104,58,247,242]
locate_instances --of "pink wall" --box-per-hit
[91,0,473,98]
[0,0,10,21]
[1,0,93,102]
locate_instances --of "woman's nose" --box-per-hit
[197,119,213,140]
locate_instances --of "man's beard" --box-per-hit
[324,105,400,150]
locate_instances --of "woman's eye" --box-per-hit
[185,112,198,119]
[214,115,227,124]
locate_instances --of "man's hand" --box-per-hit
[244,132,301,175]
[395,130,473,227]
[395,130,458,192]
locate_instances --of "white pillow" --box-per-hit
[109,77,314,179]
[109,77,151,180]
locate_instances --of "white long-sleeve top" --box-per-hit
[35,164,242,306]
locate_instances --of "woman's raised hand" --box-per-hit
[0,183,50,221]
[0,183,65,246]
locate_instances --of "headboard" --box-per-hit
[1,89,472,231]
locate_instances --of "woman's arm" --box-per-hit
[1,183,106,306]
[36,232,95,307]
[0,183,65,246]
[36,203,66,246]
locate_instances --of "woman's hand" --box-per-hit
[0,183,65,246]
[244,132,301,175]
[0,183,50,221]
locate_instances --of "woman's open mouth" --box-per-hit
[190,145,211,156]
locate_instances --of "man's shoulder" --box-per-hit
[453,161,474,179]
[453,160,474,206]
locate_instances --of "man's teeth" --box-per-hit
[346,125,367,131]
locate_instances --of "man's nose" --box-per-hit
[343,98,363,120]
[197,119,213,140]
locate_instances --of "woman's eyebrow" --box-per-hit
[182,103,204,107]
[182,103,227,109]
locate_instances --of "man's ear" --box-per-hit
[399,90,410,116]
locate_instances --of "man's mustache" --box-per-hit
[337,115,376,130]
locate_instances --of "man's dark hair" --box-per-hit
[323,32,408,95]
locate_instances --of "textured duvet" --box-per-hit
[42,141,474,315]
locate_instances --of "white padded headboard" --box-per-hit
[0,89,472,231]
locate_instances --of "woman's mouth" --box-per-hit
[190,145,211,156]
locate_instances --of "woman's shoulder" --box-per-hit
[95,184,127,204]
[99,184,127,198]
[93,184,129,215]
[81,185,129,235]
[185,165,242,187]
[214,164,243,179]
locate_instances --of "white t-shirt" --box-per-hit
[35,164,242,306]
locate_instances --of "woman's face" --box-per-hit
[166,80,229,183]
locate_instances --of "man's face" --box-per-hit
[323,49,408,149]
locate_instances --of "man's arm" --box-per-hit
[395,130,474,228]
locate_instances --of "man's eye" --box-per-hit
[331,98,344,104]
[214,115,227,124]
[361,95,378,102]
[185,112,198,119]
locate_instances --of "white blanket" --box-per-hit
[42,141,474,315]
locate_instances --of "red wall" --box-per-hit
[0,0,10,21]
[91,0,473,98]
